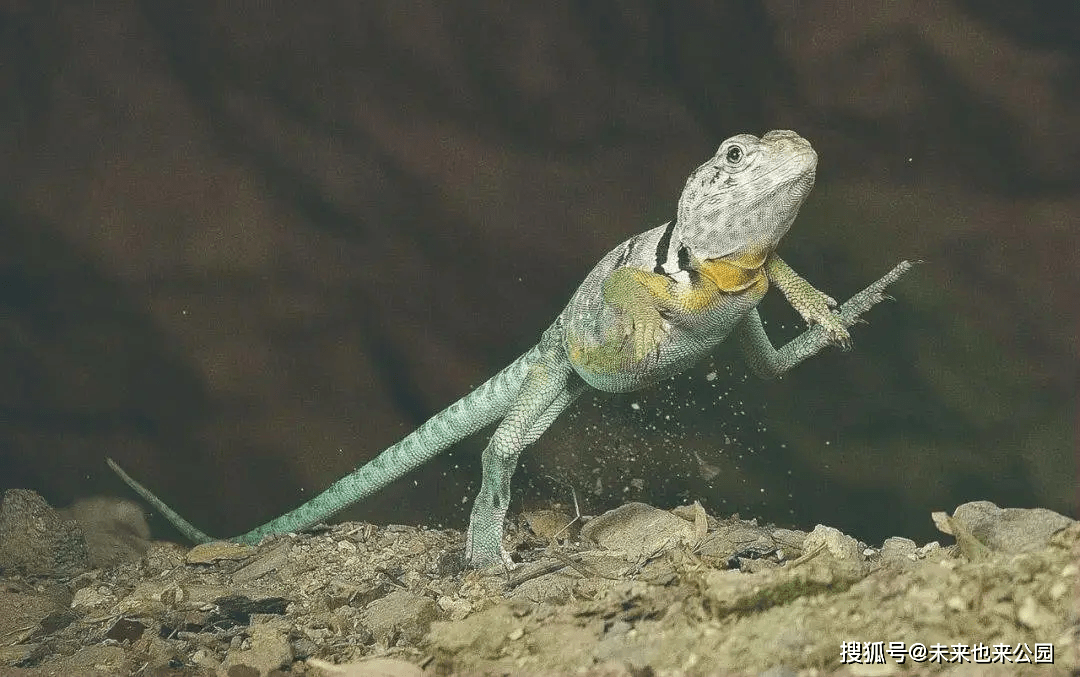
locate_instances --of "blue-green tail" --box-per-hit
[108,346,541,544]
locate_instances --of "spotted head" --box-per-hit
[672,130,817,261]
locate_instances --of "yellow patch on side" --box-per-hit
[617,249,769,311]
[699,247,769,291]
[676,282,719,312]
[674,247,770,311]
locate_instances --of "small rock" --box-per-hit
[0,489,90,577]
[70,585,116,611]
[520,508,577,543]
[697,520,778,567]
[804,525,863,562]
[360,590,438,645]
[879,536,917,563]
[507,569,576,605]
[291,635,319,660]
[233,540,292,583]
[114,581,181,616]
[187,540,256,564]
[771,528,808,559]
[932,511,991,561]
[580,502,698,560]
[192,647,223,672]
[916,541,941,557]
[945,501,1075,553]
[670,500,711,541]
[223,616,293,675]
[802,525,869,578]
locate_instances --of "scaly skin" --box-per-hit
[109,130,913,569]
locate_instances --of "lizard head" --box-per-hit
[673,130,817,261]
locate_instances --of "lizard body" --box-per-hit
[109,130,913,568]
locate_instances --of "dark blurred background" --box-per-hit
[1,2,1076,546]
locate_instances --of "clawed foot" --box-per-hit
[465,533,517,570]
[792,288,851,350]
[619,309,670,363]
[465,507,519,570]
[813,308,852,351]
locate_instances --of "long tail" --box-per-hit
[108,346,541,544]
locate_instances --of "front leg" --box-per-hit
[765,254,851,349]
[738,261,913,379]
[569,267,677,373]
[602,267,675,363]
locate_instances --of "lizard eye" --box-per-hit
[725,145,744,164]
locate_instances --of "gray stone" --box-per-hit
[880,536,918,563]
[361,590,439,645]
[580,502,696,560]
[223,616,293,675]
[0,489,89,577]
[804,525,863,562]
[949,501,1074,553]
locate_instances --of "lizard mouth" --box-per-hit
[741,163,815,216]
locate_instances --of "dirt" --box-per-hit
[0,490,1076,677]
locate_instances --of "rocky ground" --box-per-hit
[0,489,1076,677]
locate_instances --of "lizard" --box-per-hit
[108,129,913,569]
